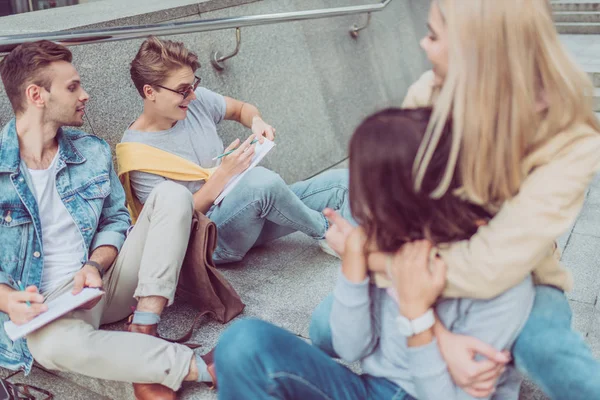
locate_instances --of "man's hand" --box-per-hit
[435,322,511,397]
[219,135,257,178]
[6,285,47,326]
[251,116,275,142]
[72,265,103,310]
[324,208,354,256]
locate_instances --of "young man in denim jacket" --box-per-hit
[0,41,214,400]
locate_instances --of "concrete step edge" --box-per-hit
[554,11,600,22]
[556,22,600,33]
[552,3,600,12]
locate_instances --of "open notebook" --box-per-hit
[214,138,276,205]
[4,288,104,341]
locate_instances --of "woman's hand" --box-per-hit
[389,240,446,319]
[324,208,354,256]
[341,227,368,283]
[219,135,257,178]
[251,116,275,142]
[435,321,511,397]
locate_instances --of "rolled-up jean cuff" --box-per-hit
[134,281,177,306]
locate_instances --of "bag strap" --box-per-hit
[124,310,213,349]
[3,370,53,400]
[158,310,213,349]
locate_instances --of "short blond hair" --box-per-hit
[130,36,200,98]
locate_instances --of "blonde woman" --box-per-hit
[311,1,600,399]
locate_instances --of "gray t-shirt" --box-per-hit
[121,87,227,204]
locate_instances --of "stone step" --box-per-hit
[51,370,133,399]
[556,22,600,33]
[555,11,600,22]
[590,71,600,87]
[552,2,600,12]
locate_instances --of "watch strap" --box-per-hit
[410,308,435,335]
[83,260,105,278]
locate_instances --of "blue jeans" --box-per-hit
[310,286,600,400]
[207,167,352,264]
[215,318,413,400]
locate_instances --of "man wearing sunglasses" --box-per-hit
[122,36,353,267]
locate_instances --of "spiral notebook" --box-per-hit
[3,288,104,341]
[214,138,276,205]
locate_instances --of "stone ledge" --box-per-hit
[0,0,259,35]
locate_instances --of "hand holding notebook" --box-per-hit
[3,288,104,341]
[214,138,276,205]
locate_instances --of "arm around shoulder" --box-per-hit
[441,131,600,298]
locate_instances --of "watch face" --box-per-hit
[396,315,413,336]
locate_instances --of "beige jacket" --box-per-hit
[403,71,600,298]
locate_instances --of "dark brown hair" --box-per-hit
[130,36,200,98]
[349,107,490,252]
[0,40,73,114]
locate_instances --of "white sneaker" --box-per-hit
[318,240,341,259]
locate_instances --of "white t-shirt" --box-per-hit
[28,153,86,294]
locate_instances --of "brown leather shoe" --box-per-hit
[201,348,217,389]
[126,315,158,337]
[133,383,176,400]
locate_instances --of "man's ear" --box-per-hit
[25,84,45,109]
[143,84,155,101]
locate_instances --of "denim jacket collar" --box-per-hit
[0,118,85,174]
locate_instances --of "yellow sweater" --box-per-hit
[116,142,216,224]
[401,71,600,298]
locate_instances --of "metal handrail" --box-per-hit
[0,0,392,53]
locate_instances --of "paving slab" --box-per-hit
[561,232,600,304]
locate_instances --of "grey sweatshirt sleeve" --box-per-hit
[408,276,534,400]
[330,270,379,363]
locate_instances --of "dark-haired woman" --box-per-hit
[212,108,533,400]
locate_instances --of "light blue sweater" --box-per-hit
[330,272,534,399]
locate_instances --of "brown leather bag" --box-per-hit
[177,211,245,323]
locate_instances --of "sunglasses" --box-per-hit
[155,76,201,100]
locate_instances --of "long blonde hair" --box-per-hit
[413,0,600,207]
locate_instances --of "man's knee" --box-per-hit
[28,319,94,369]
[315,169,349,189]
[148,181,194,221]
[239,167,285,195]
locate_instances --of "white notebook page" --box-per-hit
[214,138,276,205]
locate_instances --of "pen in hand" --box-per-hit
[17,281,31,307]
[212,139,259,161]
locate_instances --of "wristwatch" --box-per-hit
[396,308,435,337]
[83,260,105,279]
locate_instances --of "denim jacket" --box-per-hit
[0,119,130,373]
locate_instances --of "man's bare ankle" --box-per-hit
[184,356,199,381]
[136,295,167,315]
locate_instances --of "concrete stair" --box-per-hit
[553,2,600,33]
[554,11,600,22]
[590,71,600,87]
[552,2,600,12]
